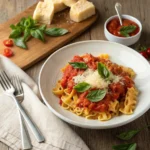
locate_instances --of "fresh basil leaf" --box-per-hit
[117,130,140,140]
[10,24,16,30]
[112,143,137,150]
[39,25,47,31]
[23,16,36,28]
[74,82,91,92]
[30,29,45,42]
[120,31,130,37]
[69,62,88,69]
[14,37,27,49]
[98,62,110,79]
[9,27,22,38]
[45,28,68,36]
[17,17,26,26]
[86,89,106,102]
[120,25,137,37]
[23,29,31,42]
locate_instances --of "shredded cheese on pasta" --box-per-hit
[73,69,110,89]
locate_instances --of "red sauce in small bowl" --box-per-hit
[107,18,140,37]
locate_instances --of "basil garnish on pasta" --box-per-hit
[98,62,110,79]
[86,89,106,102]
[69,62,88,69]
[112,143,137,150]
[74,82,91,92]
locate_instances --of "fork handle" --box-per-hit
[11,95,45,143]
[19,111,32,149]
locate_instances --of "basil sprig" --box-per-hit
[116,125,150,141]
[86,89,106,102]
[9,16,69,49]
[98,62,110,79]
[14,37,27,49]
[117,130,140,141]
[74,82,91,92]
[45,28,68,36]
[69,62,88,69]
[120,25,137,37]
[30,29,45,42]
[112,143,137,150]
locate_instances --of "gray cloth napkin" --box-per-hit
[0,55,89,150]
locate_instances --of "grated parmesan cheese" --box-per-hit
[73,69,123,89]
[73,69,110,89]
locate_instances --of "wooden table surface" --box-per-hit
[0,0,150,150]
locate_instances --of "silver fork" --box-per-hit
[11,76,32,150]
[0,70,45,143]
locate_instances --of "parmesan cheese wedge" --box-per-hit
[63,0,78,7]
[70,0,96,22]
[45,0,67,13]
[33,1,54,24]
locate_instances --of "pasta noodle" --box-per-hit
[119,87,138,115]
[109,100,119,116]
[52,53,138,121]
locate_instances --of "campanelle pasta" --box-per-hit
[53,54,138,121]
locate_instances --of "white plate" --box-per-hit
[39,40,150,129]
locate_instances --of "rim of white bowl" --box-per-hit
[104,14,142,39]
[38,40,150,129]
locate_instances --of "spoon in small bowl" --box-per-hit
[115,2,123,25]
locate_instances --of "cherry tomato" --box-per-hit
[3,39,13,47]
[140,51,148,59]
[3,48,13,57]
[146,48,150,56]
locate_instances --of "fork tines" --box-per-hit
[12,76,23,95]
[0,70,13,90]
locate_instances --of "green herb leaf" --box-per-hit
[136,44,147,51]
[24,16,37,28]
[120,25,137,37]
[30,29,45,42]
[10,24,16,30]
[112,143,137,150]
[74,82,91,92]
[9,27,22,38]
[117,130,140,140]
[98,62,110,79]
[69,62,88,69]
[86,89,106,102]
[120,31,130,37]
[17,17,26,26]
[14,37,27,49]
[45,28,69,36]
[23,29,31,42]
[39,25,47,31]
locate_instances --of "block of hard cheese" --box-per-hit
[63,0,78,7]
[33,1,54,24]
[45,0,67,13]
[70,0,95,22]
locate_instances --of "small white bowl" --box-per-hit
[104,15,142,46]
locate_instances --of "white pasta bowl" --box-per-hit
[39,40,150,129]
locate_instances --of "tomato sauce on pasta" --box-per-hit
[53,54,138,121]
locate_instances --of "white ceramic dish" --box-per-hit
[39,40,150,129]
[104,15,142,46]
